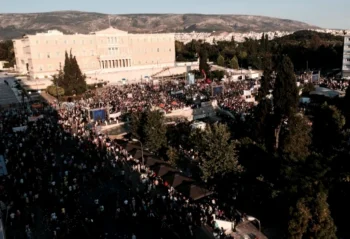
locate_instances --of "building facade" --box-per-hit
[343,35,350,77]
[13,27,176,80]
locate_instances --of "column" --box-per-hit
[119,60,122,67]
[116,60,119,68]
[129,59,131,67]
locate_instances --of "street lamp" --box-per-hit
[132,138,144,165]
[246,215,261,232]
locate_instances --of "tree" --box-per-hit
[0,40,15,67]
[273,55,299,149]
[46,85,65,96]
[230,56,239,69]
[307,192,337,239]
[280,114,311,160]
[130,111,146,141]
[190,123,243,181]
[288,192,337,239]
[143,110,167,153]
[302,82,315,95]
[288,197,312,239]
[312,103,345,152]
[199,46,210,76]
[239,51,248,60]
[217,54,225,66]
[257,57,273,100]
[166,146,180,168]
[52,50,87,96]
[344,84,350,125]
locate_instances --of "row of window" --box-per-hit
[35,39,95,45]
[34,37,173,45]
[38,62,96,71]
[35,47,172,59]
[37,50,95,59]
[136,48,172,53]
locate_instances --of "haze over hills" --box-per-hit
[0,11,320,40]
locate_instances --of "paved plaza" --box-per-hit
[0,75,20,106]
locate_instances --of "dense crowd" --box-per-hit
[0,100,256,239]
[78,79,257,121]
[319,79,349,91]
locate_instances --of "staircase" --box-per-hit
[151,67,170,78]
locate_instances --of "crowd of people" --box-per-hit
[319,78,349,91]
[78,79,257,122]
[0,97,255,239]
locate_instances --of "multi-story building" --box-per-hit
[342,35,350,77]
[13,27,176,81]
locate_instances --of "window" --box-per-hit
[37,53,41,59]
[169,48,171,52]
[91,50,94,56]
[56,52,59,56]
[73,40,76,44]
[347,58,350,62]
[64,40,67,44]
[46,40,48,44]
[48,65,52,70]
[47,53,50,58]
[82,40,84,44]
[83,50,85,56]
[39,65,43,71]
[90,40,93,44]
[36,40,39,44]
[55,40,58,44]
[157,48,159,52]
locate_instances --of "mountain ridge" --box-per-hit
[0,11,320,40]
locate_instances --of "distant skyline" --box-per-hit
[2,0,350,29]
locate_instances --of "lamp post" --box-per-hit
[132,138,144,166]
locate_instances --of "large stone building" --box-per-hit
[343,35,350,77]
[13,27,194,86]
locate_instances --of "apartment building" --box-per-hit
[13,27,176,80]
[343,35,350,77]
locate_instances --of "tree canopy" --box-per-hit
[52,51,87,96]
[190,123,243,181]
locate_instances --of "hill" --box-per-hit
[273,30,344,45]
[0,11,319,40]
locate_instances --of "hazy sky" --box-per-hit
[2,0,350,29]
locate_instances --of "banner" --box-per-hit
[12,126,28,132]
[28,115,44,122]
[188,73,195,85]
[91,109,106,121]
[109,112,121,118]
[312,73,319,81]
